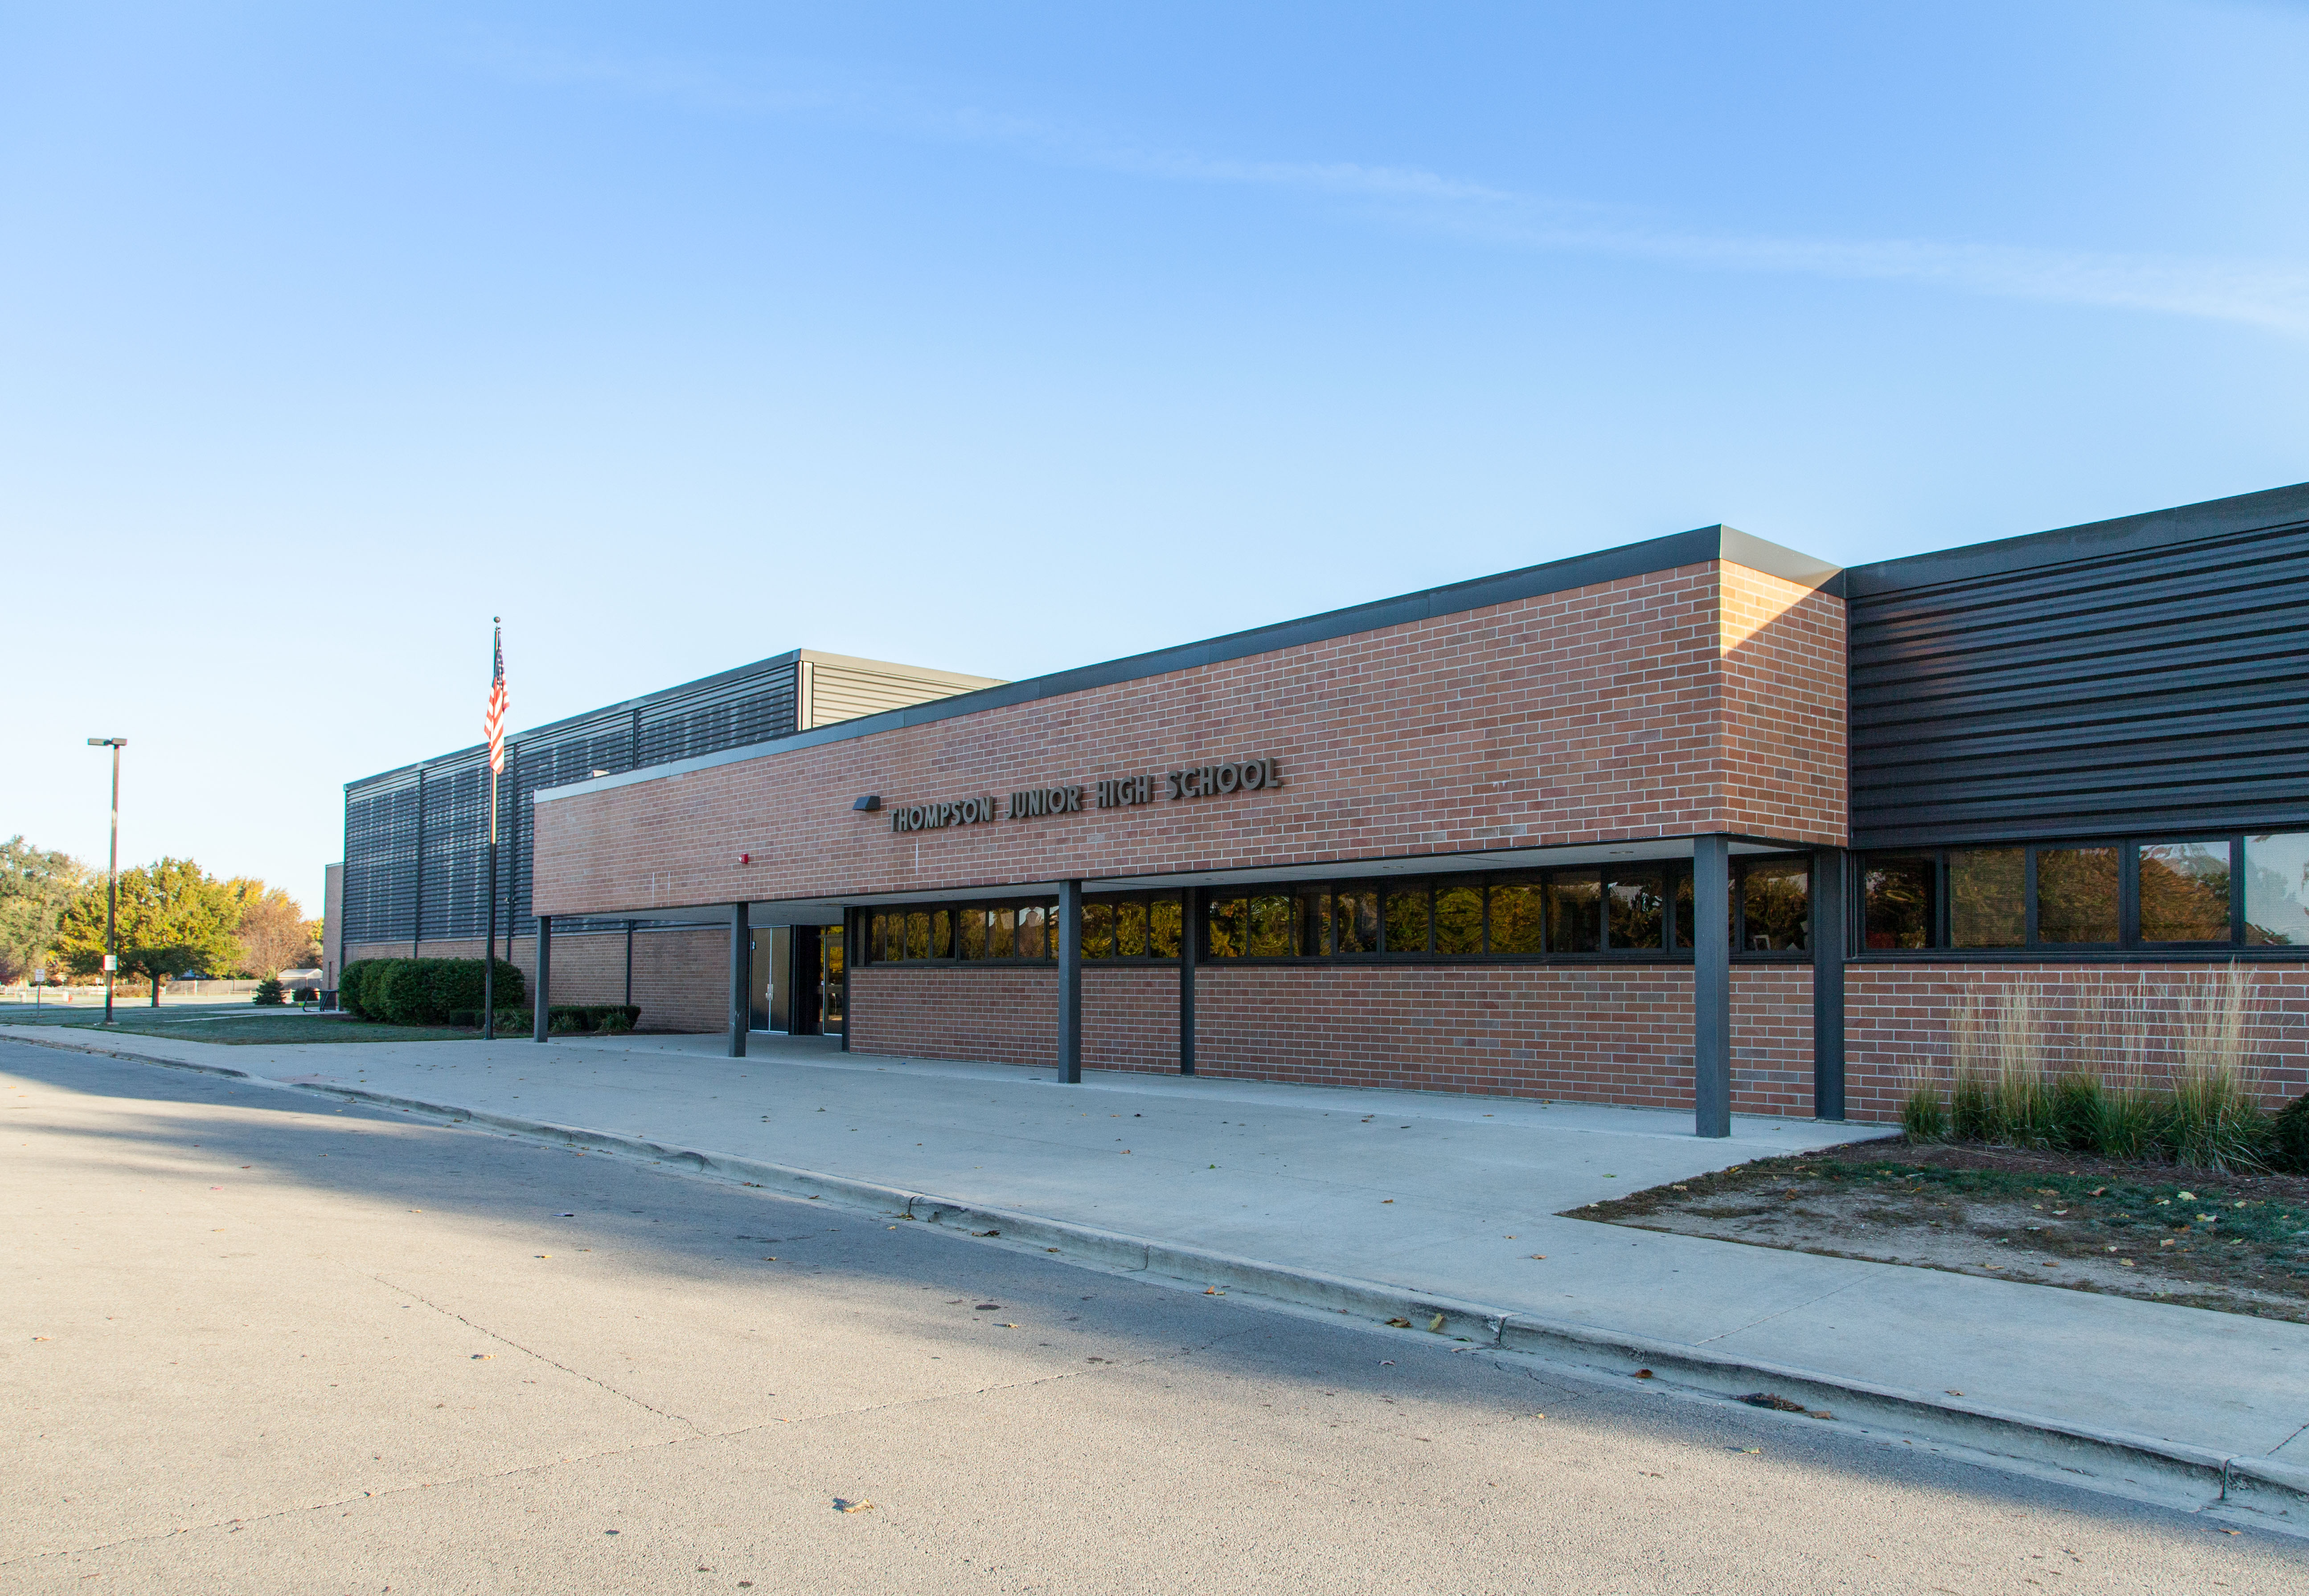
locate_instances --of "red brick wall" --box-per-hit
[533,559,1849,919]
[853,962,1819,1116]
[1720,565,1847,843]
[344,927,727,1033]
[1847,964,2309,1120]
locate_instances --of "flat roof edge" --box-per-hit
[535,524,1840,805]
[1845,481,2309,597]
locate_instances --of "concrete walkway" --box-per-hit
[13,1022,2309,1494]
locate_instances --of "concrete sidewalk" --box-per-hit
[12,1021,2309,1510]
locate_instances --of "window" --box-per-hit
[1546,871,1602,954]
[1609,868,1667,951]
[1114,898,1146,958]
[905,910,931,960]
[1334,885,1380,954]
[2035,847,2117,945]
[1205,896,1246,958]
[2138,841,2229,943]
[1860,833,2305,955]
[1735,858,1808,953]
[1489,877,1546,954]
[1081,900,1114,958]
[1296,886,1331,956]
[1148,896,1182,958]
[1435,883,1483,955]
[1247,893,1297,957]
[1018,906,1049,959]
[1950,848,2025,949]
[1383,886,1430,955]
[1862,854,1936,949]
[960,907,988,960]
[2246,834,2309,946]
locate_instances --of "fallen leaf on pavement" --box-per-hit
[833,1499,873,1514]
[1427,1314,1446,1333]
[1386,1317,1412,1328]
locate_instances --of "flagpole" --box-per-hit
[483,618,501,1041]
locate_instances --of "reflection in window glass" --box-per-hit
[932,909,954,958]
[1488,879,1546,954]
[1335,887,1380,954]
[2246,835,2309,946]
[1018,906,1049,959]
[1148,895,1181,959]
[905,911,931,960]
[869,913,890,961]
[2138,841,2229,942]
[1547,872,1602,954]
[1674,872,1694,949]
[1608,869,1666,950]
[1950,848,2025,948]
[1741,859,1809,951]
[1205,897,1246,958]
[992,906,1017,959]
[1297,887,1332,956]
[1384,887,1430,955]
[1862,854,1937,949]
[1115,898,1148,958]
[1435,884,1483,955]
[2036,847,2118,944]
[960,908,987,960]
[1247,894,1296,957]
[1081,900,1114,959]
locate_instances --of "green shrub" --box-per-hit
[356,958,528,1026]
[339,959,386,1019]
[253,977,285,1006]
[448,1002,639,1034]
[2272,1093,2309,1175]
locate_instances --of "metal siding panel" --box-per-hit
[1851,518,2309,850]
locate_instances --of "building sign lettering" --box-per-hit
[887,756,1284,833]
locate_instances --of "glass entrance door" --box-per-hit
[820,929,845,1034]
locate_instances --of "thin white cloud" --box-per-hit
[483,45,2309,338]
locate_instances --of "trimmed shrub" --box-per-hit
[448,1003,639,1034]
[2272,1093,2309,1175]
[253,977,286,1006]
[339,959,388,1019]
[350,958,527,1026]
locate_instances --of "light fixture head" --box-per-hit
[853,794,882,812]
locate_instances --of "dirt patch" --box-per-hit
[1568,1141,2309,1323]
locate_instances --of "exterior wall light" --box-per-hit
[853,795,882,812]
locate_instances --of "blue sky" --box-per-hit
[5,2,2307,908]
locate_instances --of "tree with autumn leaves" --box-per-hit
[43,857,323,1000]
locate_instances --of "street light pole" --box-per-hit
[86,738,126,1025]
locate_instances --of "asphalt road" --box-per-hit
[4,1041,2301,1594]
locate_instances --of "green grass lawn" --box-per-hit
[0,1005,479,1045]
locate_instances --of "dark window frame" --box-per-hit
[1853,832,2296,960]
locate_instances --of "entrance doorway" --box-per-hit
[748,923,845,1036]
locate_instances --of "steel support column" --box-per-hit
[531,915,552,1043]
[1812,848,1846,1121]
[1693,835,1731,1138]
[728,903,749,1059]
[838,915,851,1051]
[1178,886,1198,1075]
[1056,880,1083,1083]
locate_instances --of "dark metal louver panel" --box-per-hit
[1849,509,2309,850]
[342,654,803,950]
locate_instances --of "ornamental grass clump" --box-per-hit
[2169,965,2271,1172]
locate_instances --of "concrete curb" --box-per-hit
[12,1027,2307,1528]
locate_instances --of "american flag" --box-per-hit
[484,623,509,775]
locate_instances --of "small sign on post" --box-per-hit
[101,954,117,972]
